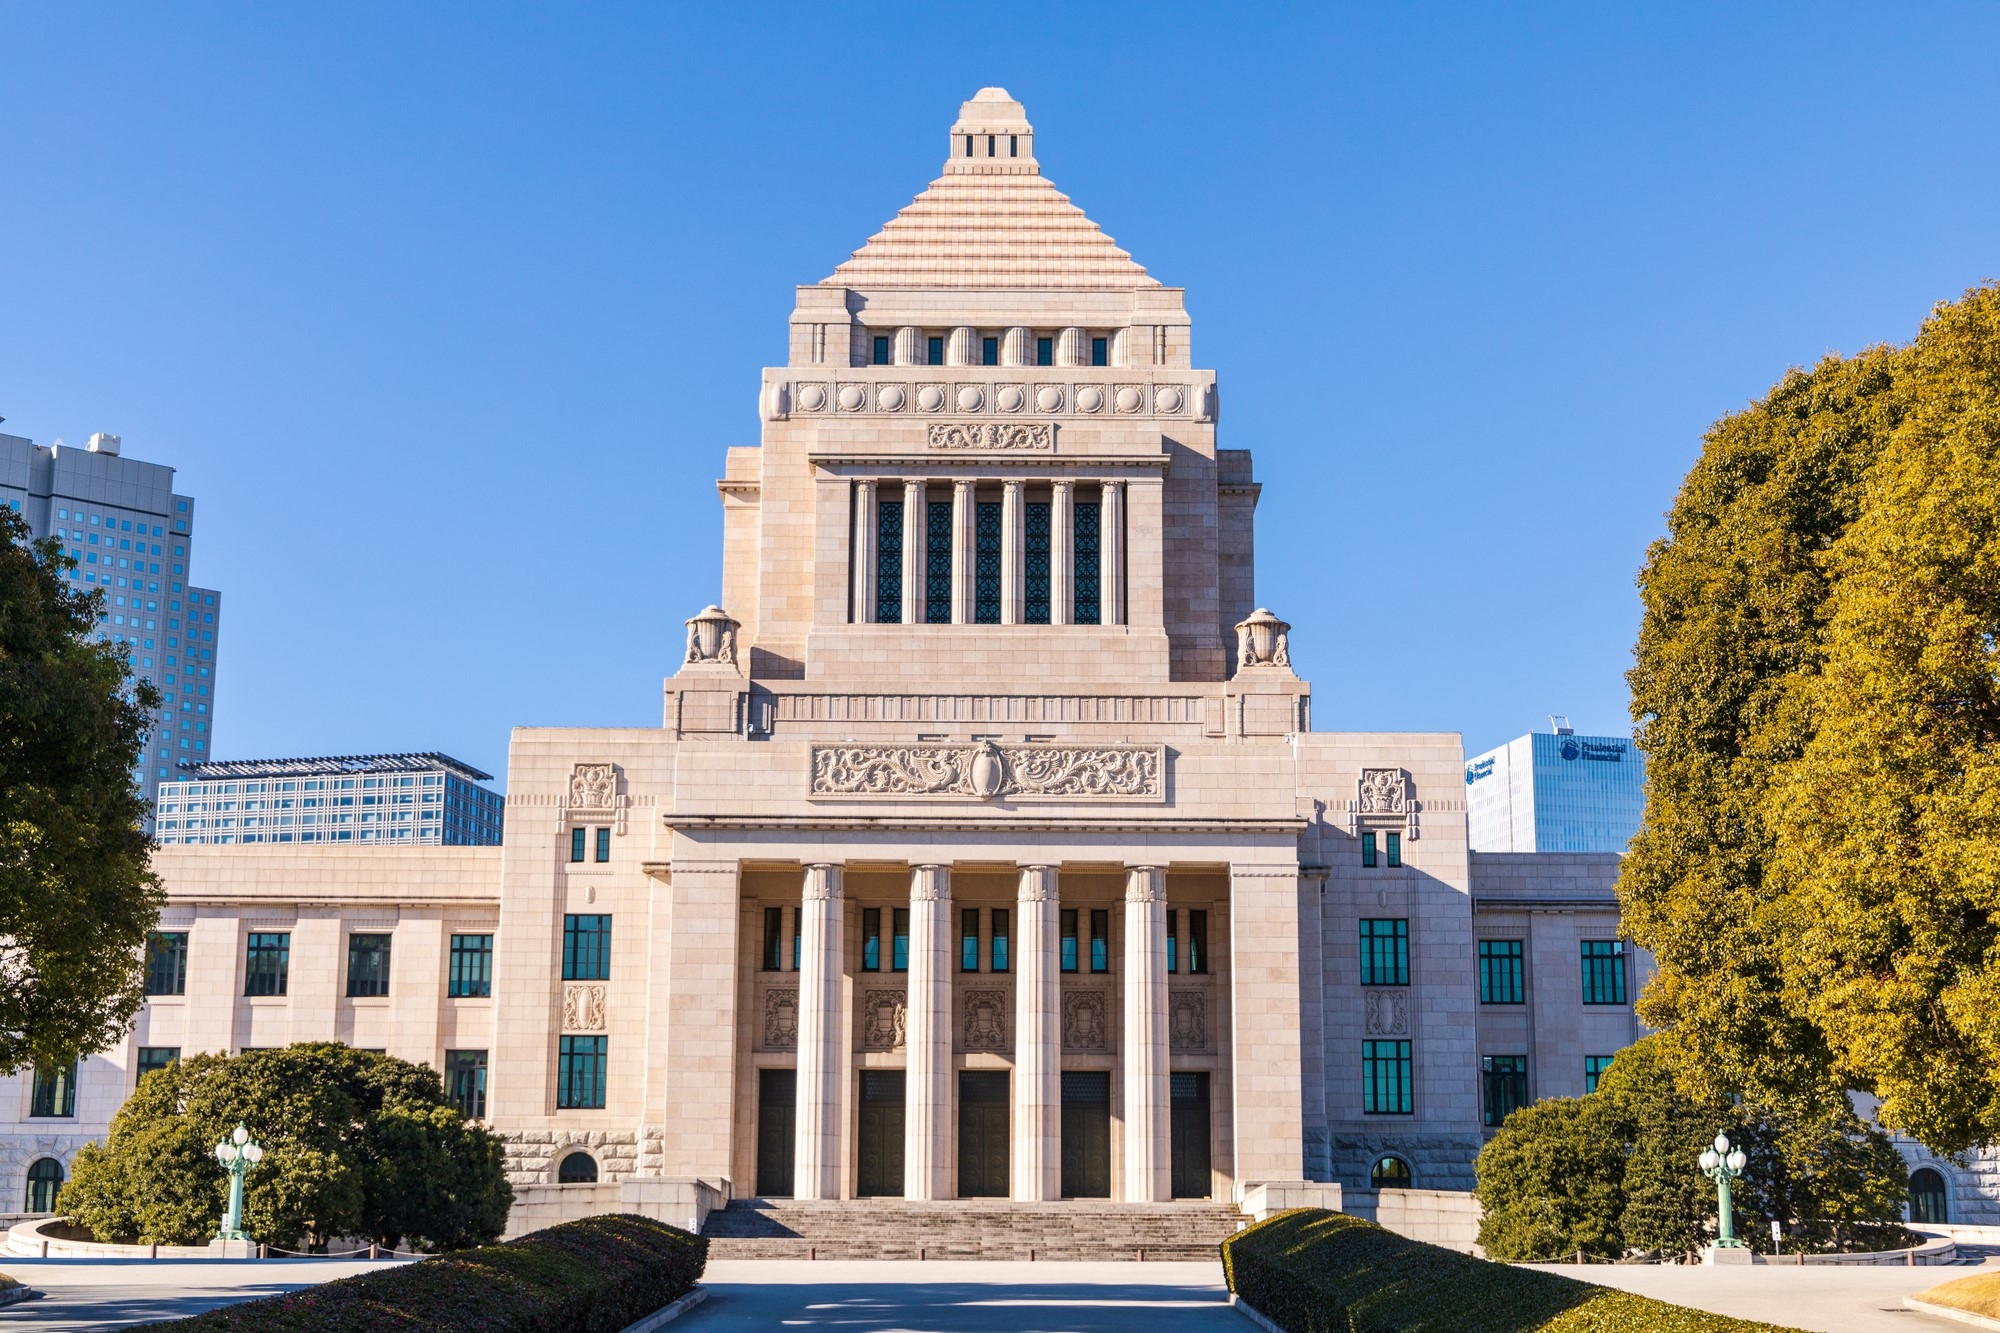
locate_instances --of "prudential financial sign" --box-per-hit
[1558,739,1627,762]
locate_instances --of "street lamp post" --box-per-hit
[213,1123,265,1242]
[1698,1131,1749,1249]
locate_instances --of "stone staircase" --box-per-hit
[701,1198,1248,1261]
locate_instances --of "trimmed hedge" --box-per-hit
[132,1213,705,1332]
[1222,1209,1805,1333]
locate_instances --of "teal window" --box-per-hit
[569,827,586,862]
[563,915,612,981]
[1189,910,1209,974]
[1090,909,1109,972]
[1580,940,1627,1005]
[1584,1054,1614,1094]
[1061,909,1078,972]
[763,907,786,971]
[925,496,953,624]
[862,907,881,971]
[1371,1155,1412,1190]
[991,908,1009,972]
[1361,832,1378,868]
[346,933,392,997]
[1359,919,1408,987]
[30,1063,76,1118]
[892,907,910,971]
[450,934,494,997]
[981,336,998,366]
[24,1157,63,1212]
[1073,497,1100,624]
[1386,832,1401,867]
[1483,1055,1529,1127]
[446,1049,488,1118]
[556,1036,606,1109]
[245,932,289,995]
[1911,1168,1949,1224]
[876,499,904,624]
[145,931,188,995]
[136,1047,179,1086]
[1362,1040,1412,1114]
[961,908,980,972]
[1024,501,1051,623]
[1479,939,1524,1004]
[594,827,610,862]
[559,1150,599,1182]
[1166,909,1178,973]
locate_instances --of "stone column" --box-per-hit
[1100,481,1124,627]
[1122,865,1170,1202]
[1000,480,1023,626]
[1051,479,1074,627]
[795,863,845,1200]
[1013,864,1061,1200]
[1230,862,1307,1188]
[893,326,922,366]
[905,865,953,1199]
[1056,326,1087,367]
[1001,326,1033,366]
[901,480,925,626]
[951,480,976,625]
[854,480,878,624]
[946,326,976,366]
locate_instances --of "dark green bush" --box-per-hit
[1222,1209,1806,1333]
[130,1213,706,1332]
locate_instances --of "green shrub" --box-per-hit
[1222,1209,1806,1333]
[128,1213,706,1333]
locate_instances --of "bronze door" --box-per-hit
[1061,1070,1111,1198]
[756,1068,796,1198]
[957,1070,1010,1197]
[1171,1071,1212,1198]
[857,1070,906,1197]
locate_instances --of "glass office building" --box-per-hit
[155,753,504,846]
[1465,727,1646,853]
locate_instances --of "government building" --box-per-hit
[3,89,1687,1239]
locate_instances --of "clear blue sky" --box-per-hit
[4,4,1996,786]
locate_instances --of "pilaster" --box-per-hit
[1122,865,1169,1201]
[905,865,953,1199]
[1013,865,1061,1200]
[1230,862,1306,1186]
[795,863,845,1198]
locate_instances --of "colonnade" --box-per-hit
[790,862,1173,1202]
[851,478,1125,627]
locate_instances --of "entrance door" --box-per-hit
[958,1070,1010,1197]
[1171,1071,1212,1198]
[1061,1070,1111,1198]
[857,1070,906,1197]
[756,1068,796,1197]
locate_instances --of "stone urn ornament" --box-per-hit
[684,605,739,666]
[1234,607,1292,668]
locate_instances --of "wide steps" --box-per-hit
[701,1199,1246,1260]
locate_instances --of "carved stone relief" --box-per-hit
[762,987,799,1050]
[1234,607,1292,669]
[568,763,617,810]
[1168,988,1208,1053]
[962,989,1009,1051]
[809,740,1163,802]
[1350,767,1421,840]
[926,422,1053,451]
[561,983,607,1032]
[1062,990,1109,1052]
[862,989,908,1051]
[1363,988,1409,1037]
[683,605,738,666]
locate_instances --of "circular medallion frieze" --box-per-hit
[917,384,946,412]
[1075,385,1105,413]
[837,384,867,412]
[1036,385,1065,413]
[956,385,986,412]
[1154,385,1185,414]
[877,384,906,412]
[797,383,827,412]
[996,384,1025,413]
[1115,386,1145,413]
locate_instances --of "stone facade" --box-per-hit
[0,87,1702,1231]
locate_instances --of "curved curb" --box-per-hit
[1907,1295,2000,1330]
[617,1287,709,1333]
[1229,1294,1284,1332]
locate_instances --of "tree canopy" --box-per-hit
[62,1043,512,1251]
[0,506,161,1073]
[1475,1037,1911,1261]
[1622,283,2000,1152]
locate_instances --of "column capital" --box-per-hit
[1124,865,1166,903]
[1002,477,1024,494]
[1051,477,1075,494]
[803,863,844,900]
[1017,864,1060,902]
[910,864,952,901]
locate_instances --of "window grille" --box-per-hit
[1483,1055,1529,1126]
[1074,498,1100,624]
[1580,940,1627,1005]
[1479,939,1524,1004]
[563,915,612,981]
[556,1036,606,1109]
[875,499,903,624]
[925,496,953,624]
[450,934,494,996]
[974,501,1002,623]
[1362,1040,1412,1114]
[245,932,290,996]
[1024,501,1051,624]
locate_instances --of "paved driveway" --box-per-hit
[0,1257,395,1331]
[1535,1260,1971,1333]
[687,1260,1242,1332]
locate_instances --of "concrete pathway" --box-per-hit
[0,1256,398,1331]
[687,1260,1242,1331]
[1536,1260,1973,1333]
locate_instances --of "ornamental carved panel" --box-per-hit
[562,983,607,1032]
[1364,988,1409,1037]
[1168,988,1208,1053]
[1349,768,1421,840]
[862,989,908,1051]
[926,422,1053,450]
[962,988,1009,1052]
[1063,990,1109,1052]
[761,987,798,1051]
[569,763,617,810]
[809,741,1163,802]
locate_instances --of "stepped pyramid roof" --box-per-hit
[824,88,1161,292]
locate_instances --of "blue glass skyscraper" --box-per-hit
[1465,725,1647,853]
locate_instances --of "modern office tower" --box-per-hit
[154,753,504,846]
[0,430,220,812]
[1465,719,1648,853]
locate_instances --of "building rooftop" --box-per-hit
[180,752,495,783]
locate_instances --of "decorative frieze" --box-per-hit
[962,988,1009,1051]
[862,989,908,1051]
[1168,988,1209,1053]
[1062,990,1109,1052]
[1363,988,1409,1037]
[926,422,1053,451]
[779,377,1200,420]
[761,987,799,1051]
[561,983,607,1032]
[808,740,1164,802]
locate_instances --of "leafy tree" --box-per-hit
[1622,282,2000,1154]
[1475,1037,1911,1260]
[63,1044,510,1250]
[0,506,162,1072]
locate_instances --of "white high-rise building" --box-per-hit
[0,430,222,813]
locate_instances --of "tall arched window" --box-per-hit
[25,1157,63,1213]
[557,1150,599,1184]
[1910,1167,1949,1224]
[1371,1156,1413,1191]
